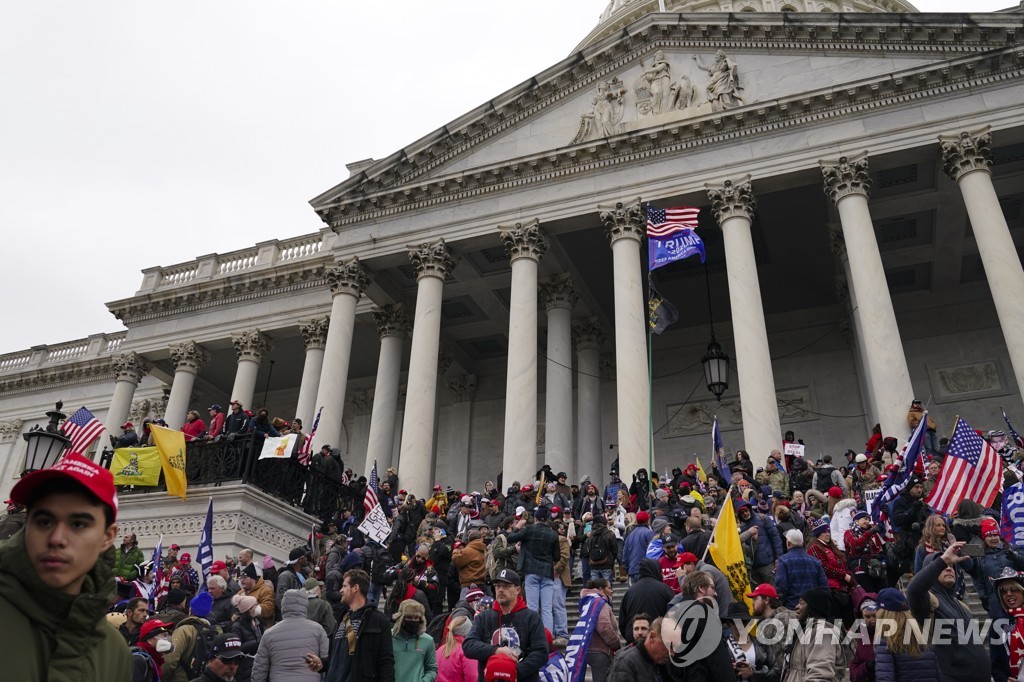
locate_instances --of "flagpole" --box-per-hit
[643,203,654,500]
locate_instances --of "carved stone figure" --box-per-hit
[593,77,627,137]
[636,50,673,116]
[693,50,744,112]
[669,74,695,111]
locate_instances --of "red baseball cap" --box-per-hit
[180,553,191,563]
[679,552,698,565]
[485,653,518,681]
[10,452,118,521]
[210,560,228,573]
[138,619,174,641]
[746,583,779,599]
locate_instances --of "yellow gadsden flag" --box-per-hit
[694,456,709,484]
[707,497,754,611]
[151,425,188,501]
[110,446,162,487]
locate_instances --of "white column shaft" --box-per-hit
[231,358,261,409]
[576,345,602,483]
[397,276,444,496]
[294,347,326,427]
[366,335,404,472]
[610,238,650,479]
[836,194,914,439]
[104,379,140,442]
[313,292,359,451]
[502,258,540,486]
[958,171,1024,396]
[164,369,197,430]
[544,305,573,480]
[720,214,781,468]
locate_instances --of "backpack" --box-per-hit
[588,530,611,565]
[815,466,837,494]
[183,621,218,679]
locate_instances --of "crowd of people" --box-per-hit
[5,401,1024,682]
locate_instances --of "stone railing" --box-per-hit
[0,331,128,377]
[137,228,335,295]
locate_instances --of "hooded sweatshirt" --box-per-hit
[0,528,132,682]
[617,559,675,642]
[462,596,548,682]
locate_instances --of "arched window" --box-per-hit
[780,4,797,11]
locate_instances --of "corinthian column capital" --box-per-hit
[326,256,370,297]
[112,351,150,384]
[372,304,410,339]
[572,318,606,350]
[540,273,578,311]
[407,238,457,281]
[498,218,548,264]
[232,329,273,363]
[939,126,992,182]
[820,152,871,204]
[299,317,330,350]
[706,176,757,223]
[170,341,209,374]
[599,198,645,245]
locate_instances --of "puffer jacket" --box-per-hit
[578,589,621,657]
[112,543,145,581]
[251,589,330,682]
[873,639,941,682]
[623,524,654,577]
[0,529,132,682]
[783,617,846,682]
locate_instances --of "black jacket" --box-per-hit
[608,640,668,681]
[618,559,675,642]
[463,597,548,682]
[324,604,395,682]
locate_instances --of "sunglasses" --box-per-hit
[218,657,241,664]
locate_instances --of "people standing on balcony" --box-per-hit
[223,400,249,437]
[206,404,225,441]
[112,421,140,448]
[250,409,279,438]
[181,410,206,442]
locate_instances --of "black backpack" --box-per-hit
[815,465,836,493]
[588,530,611,564]
[183,621,218,679]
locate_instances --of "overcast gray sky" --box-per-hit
[0,0,1010,355]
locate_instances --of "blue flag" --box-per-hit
[871,412,927,523]
[539,593,605,681]
[712,416,729,479]
[649,229,706,270]
[197,498,214,589]
[1001,481,1024,547]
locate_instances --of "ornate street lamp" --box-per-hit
[701,335,730,402]
[22,401,71,475]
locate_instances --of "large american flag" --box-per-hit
[364,461,379,515]
[62,407,105,457]
[646,206,700,238]
[927,417,1002,515]
[297,406,322,466]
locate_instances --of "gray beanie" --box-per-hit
[651,517,670,534]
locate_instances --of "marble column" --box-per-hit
[706,177,780,467]
[366,304,409,473]
[540,273,577,481]
[940,128,1024,398]
[313,258,369,452]
[573,318,605,483]
[397,239,456,497]
[0,419,25,481]
[821,154,913,440]
[598,200,650,479]
[230,329,272,409]
[498,219,548,486]
[294,317,329,427]
[165,341,209,429]
[103,352,151,453]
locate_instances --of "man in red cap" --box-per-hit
[111,421,140,449]
[747,582,794,663]
[0,452,131,680]
[131,618,175,682]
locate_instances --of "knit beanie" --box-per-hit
[801,586,832,620]
[190,591,214,617]
[242,563,258,580]
[262,555,275,569]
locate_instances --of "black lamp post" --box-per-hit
[21,401,71,475]
[701,261,731,401]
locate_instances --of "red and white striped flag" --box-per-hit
[297,407,322,466]
[364,461,379,515]
[927,416,1002,515]
[62,407,105,457]
[646,206,700,238]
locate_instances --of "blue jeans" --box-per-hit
[581,556,591,584]
[552,581,568,638]
[524,574,555,634]
[591,568,613,581]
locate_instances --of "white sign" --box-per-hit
[863,488,881,515]
[358,504,392,546]
[258,435,296,460]
[783,442,805,458]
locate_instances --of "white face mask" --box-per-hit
[155,637,174,653]
[252,605,262,617]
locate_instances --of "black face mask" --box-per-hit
[412,557,425,567]
[402,620,420,635]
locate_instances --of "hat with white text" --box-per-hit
[11,452,118,521]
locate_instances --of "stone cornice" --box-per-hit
[0,357,117,397]
[314,16,1023,225]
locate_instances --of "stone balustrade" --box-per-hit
[0,331,128,377]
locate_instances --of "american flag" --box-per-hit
[646,206,700,239]
[150,535,164,609]
[364,461,380,515]
[927,417,1002,515]
[297,406,322,466]
[871,411,927,523]
[62,407,105,457]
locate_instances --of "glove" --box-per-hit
[871,524,885,535]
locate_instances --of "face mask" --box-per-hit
[402,620,420,635]
[253,605,262,617]
[155,638,174,653]
[413,557,425,566]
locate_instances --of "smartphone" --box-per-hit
[961,544,984,557]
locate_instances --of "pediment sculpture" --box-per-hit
[574,49,745,144]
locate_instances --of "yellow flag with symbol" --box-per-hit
[151,425,188,501]
[110,446,162,487]
[707,496,754,612]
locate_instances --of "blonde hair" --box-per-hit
[919,514,948,550]
[877,608,927,657]
[444,615,471,656]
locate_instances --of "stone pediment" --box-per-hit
[310,13,1022,227]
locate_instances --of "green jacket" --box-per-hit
[0,528,132,682]
[393,631,438,682]
[112,543,145,581]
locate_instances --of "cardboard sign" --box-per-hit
[863,488,881,515]
[358,503,392,546]
[783,442,805,458]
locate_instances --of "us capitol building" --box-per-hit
[2,0,1023,558]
